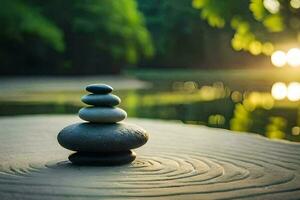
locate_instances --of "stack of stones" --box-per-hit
[57,84,149,165]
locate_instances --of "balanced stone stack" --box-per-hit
[57,84,149,165]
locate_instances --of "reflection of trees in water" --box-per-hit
[122,84,300,142]
[0,80,299,142]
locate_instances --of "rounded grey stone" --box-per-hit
[79,107,127,123]
[57,122,149,152]
[86,84,113,94]
[81,94,121,107]
[68,151,136,166]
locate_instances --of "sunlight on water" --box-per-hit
[271,82,287,100]
[292,126,300,135]
[287,82,300,101]
[271,51,286,67]
[286,48,300,67]
[271,82,300,101]
[1,79,300,142]
[272,48,300,68]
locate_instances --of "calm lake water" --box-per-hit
[120,81,300,142]
[1,80,299,142]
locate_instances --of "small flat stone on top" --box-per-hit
[86,84,113,94]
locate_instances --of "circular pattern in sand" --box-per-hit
[0,116,300,199]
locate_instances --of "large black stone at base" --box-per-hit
[69,151,136,166]
[57,122,148,152]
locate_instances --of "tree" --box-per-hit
[0,0,64,52]
[138,0,217,68]
[70,0,154,72]
[192,0,300,55]
[138,0,265,69]
[0,0,154,75]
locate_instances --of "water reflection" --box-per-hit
[1,80,300,142]
[271,82,300,101]
[287,82,300,101]
[121,81,300,142]
[292,126,300,135]
[271,48,300,68]
[271,82,287,100]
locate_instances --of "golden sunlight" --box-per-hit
[271,82,287,100]
[263,0,280,14]
[287,82,300,101]
[290,0,300,9]
[286,48,300,67]
[271,50,286,67]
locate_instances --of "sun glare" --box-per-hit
[287,82,300,101]
[271,82,300,101]
[286,48,300,67]
[271,50,286,67]
[271,82,287,100]
[290,0,300,9]
[263,0,280,13]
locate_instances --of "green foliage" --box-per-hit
[192,0,295,55]
[192,0,238,28]
[138,0,221,67]
[249,0,284,32]
[263,14,284,32]
[0,0,64,51]
[0,0,154,74]
[73,0,154,64]
[250,0,267,20]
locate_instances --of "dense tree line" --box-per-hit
[1,0,296,75]
[0,0,153,75]
[137,0,267,69]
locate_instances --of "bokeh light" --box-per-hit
[287,82,300,101]
[249,41,262,55]
[292,126,300,135]
[286,48,300,67]
[271,50,286,67]
[290,0,300,9]
[262,42,274,55]
[231,91,243,102]
[271,82,287,100]
[208,114,226,126]
[263,0,280,14]
[183,81,198,92]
